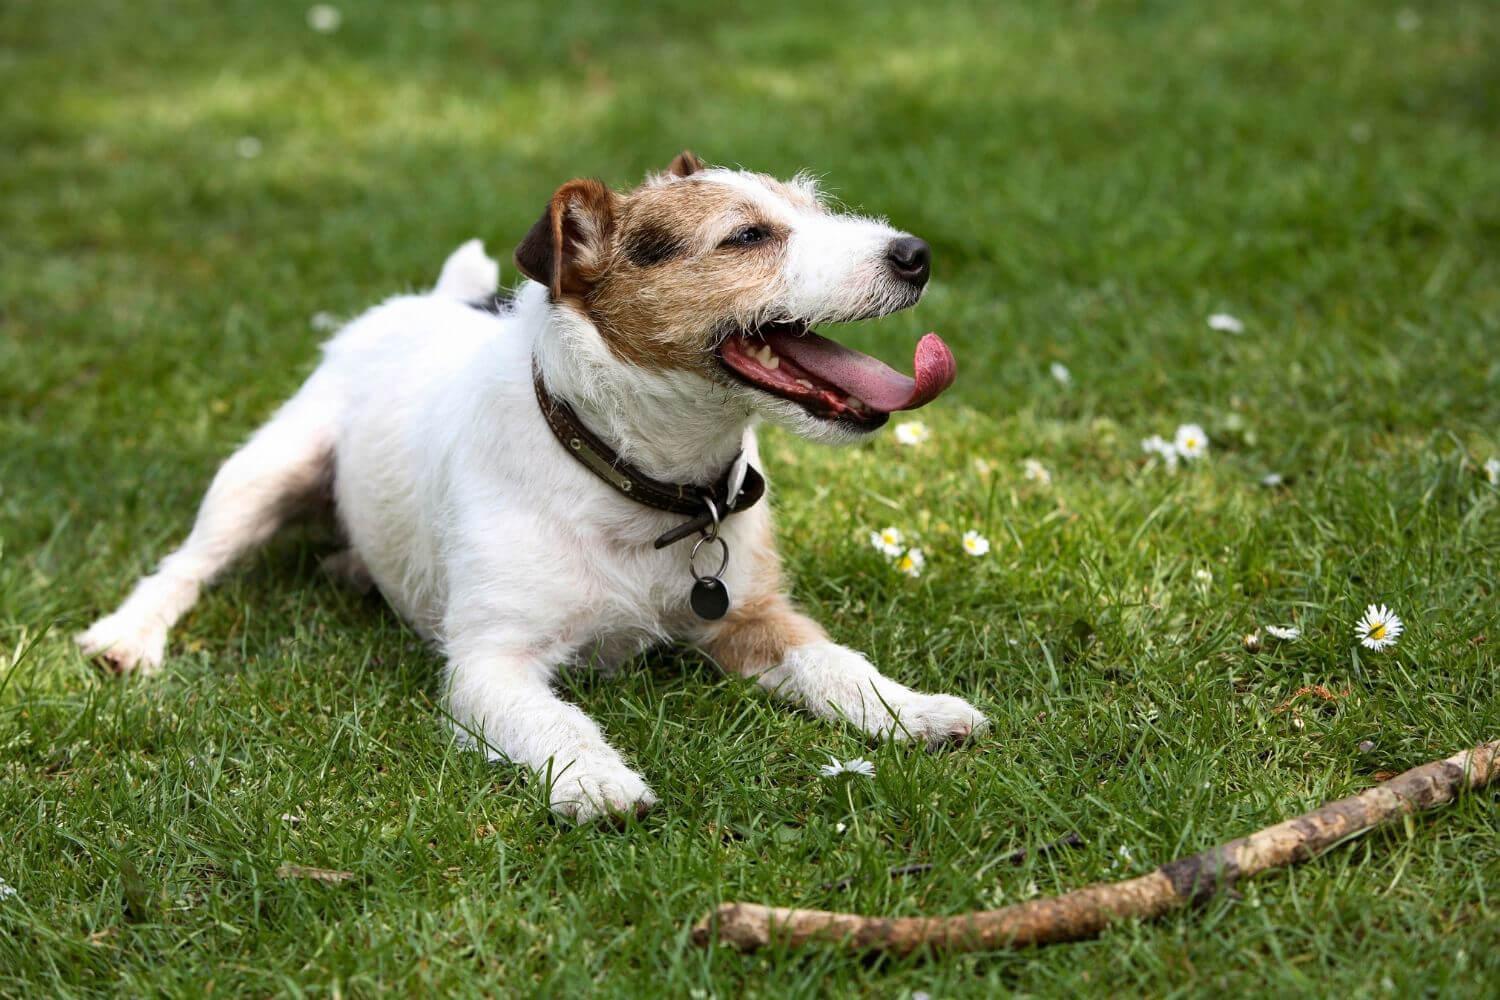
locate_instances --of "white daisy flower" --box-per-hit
[1265,625,1301,642]
[0,879,15,902]
[1193,567,1213,585]
[1355,604,1403,652]
[307,4,342,32]
[1174,423,1209,460]
[834,822,847,834]
[819,756,876,778]
[235,136,263,159]
[894,420,930,446]
[1022,459,1052,486]
[1261,472,1284,487]
[895,547,925,578]
[1049,362,1072,386]
[1485,458,1499,485]
[869,526,905,558]
[309,310,341,332]
[1141,434,1180,471]
[1207,313,1245,334]
[961,530,991,557]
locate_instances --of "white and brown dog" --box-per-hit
[78,152,987,821]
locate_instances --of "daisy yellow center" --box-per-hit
[1369,623,1386,639]
[899,556,914,569]
[1185,436,1198,448]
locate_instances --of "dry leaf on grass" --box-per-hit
[276,863,357,885]
[1274,685,1350,713]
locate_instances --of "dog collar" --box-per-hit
[531,361,765,551]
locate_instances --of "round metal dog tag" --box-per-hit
[690,577,730,620]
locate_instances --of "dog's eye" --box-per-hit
[720,225,770,249]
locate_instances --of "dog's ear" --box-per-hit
[666,150,705,178]
[514,179,619,300]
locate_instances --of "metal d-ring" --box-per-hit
[698,496,721,540]
[690,533,730,580]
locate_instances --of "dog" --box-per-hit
[78,152,987,822]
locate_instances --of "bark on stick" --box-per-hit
[694,739,1500,956]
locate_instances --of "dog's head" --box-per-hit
[515,152,954,444]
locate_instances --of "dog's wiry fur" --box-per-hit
[78,154,986,822]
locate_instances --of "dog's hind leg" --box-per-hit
[78,373,340,674]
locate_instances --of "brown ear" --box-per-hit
[514,179,618,300]
[666,150,705,178]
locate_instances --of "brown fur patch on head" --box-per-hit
[517,167,831,373]
[585,176,795,371]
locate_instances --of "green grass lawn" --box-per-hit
[3,0,1499,994]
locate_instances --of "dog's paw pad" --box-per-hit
[887,693,988,746]
[550,760,657,825]
[76,616,166,676]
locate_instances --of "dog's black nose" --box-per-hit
[886,236,931,286]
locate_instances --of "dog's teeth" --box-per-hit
[845,395,867,411]
[750,345,780,369]
[796,378,815,390]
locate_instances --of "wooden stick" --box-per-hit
[694,739,1500,956]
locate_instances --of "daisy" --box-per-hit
[1049,362,1072,386]
[1485,458,1499,485]
[894,420,930,446]
[1022,459,1052,486]
[0,879,15,902]
[1193,567,1213,585]
[309,311,341,332]
[869,526,904,558]
[895,547,925,578]
[307,4,342,32]
[819,756,876,778]
[1265,625,1301,642]
[961,530,991,557]
[1355,604,1403,652]
[1174,423,1209,460]
[1261,472,1284,487]
[1207,313,1245,334]
[1141,435,1180,471]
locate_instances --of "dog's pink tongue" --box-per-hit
[761,329,956,412]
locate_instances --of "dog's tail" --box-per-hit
[433,239,500,301]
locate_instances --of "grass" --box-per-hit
[2,0,1499,994]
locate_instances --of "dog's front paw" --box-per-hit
[549,756,657,824]
[76,613,166,675]
[877,690,989,746]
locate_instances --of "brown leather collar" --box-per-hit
[532,361,765,549]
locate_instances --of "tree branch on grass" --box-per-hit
[695,739,1500,956]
